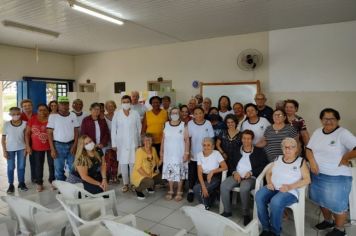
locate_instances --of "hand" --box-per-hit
[244,172,252,179]
[339,156,349,166]
[70,145,77,156]
[266,183,275,190]
[222,153,228,160]
[207,171,214,183]
[233,173,241,183]
[97,144,104,149]
[51,148,57,159]
[183,153,189,162]
[309,161,319,175]
[26,146,32,155]
[100,179,108,191]
[279,184,290,192]
[158,158,163,166]
[201,186,209,198]
[3,152,8,160]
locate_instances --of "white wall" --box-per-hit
[0,44,74,81]
[74,21,356,133]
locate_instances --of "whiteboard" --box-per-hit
[201,81,260,107]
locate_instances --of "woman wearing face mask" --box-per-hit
[111,95,142,192]
[160,108,190,201]
[74,135,107,194]
[207,107,226,138]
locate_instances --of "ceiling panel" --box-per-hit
[0,0,355,55]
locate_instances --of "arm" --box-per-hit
[25,125,32,155]
[141,113,147,134]
[47,128,57,159]
[77,166,102,187]
[265,163,274,190]
[340,149,356,166]
[1,135,8,159]
[305,148,319,175]
[70,127,79,155]
[300,130,310,146]
[208,160,228,181]
[111,113,118,150]
[100,156,108,191]
[100,119,110,148]
[255,137,266,148]
[215,138,227,159]
[183,127,190,162]
[136,113,142,146]
[197,164,206,189]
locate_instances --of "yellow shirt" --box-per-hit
[131,147,160,187]
[146,109,168,144]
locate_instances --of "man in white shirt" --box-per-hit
[47,96,79,181]
[71,99,87,127]
[130,91,146,121]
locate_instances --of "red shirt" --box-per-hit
[27,116,50,151]
[21,112,36,122]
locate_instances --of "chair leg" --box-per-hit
[293,209,304,236]
[61,226,66,236]
[219,198,224,214]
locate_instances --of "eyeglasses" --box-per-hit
[283,145,297,150]
[322,118,337,122]
[273,114,284,117]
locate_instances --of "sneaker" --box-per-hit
[18,183,28,192]
[315,220,335,230]
[220,212,232,217]
[243,215,251,226]
[187,192,194,202]
[325,228,346,236]
[6,184,15,194]
[147,188,155,194]
[136,191,146,200]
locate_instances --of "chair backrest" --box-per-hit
[1,196,49,234]
[181,205,258,236]
[56,195,92,236]
[103,220,147,236]
[52,180,84,199]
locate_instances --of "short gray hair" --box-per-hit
[281,137,297,149]
[202,137,215,146]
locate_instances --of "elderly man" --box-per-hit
[71,99,87,127]
[130,91,146,121]
[47,96,79,181]
[187,98,197,116]
[254,93,273,123]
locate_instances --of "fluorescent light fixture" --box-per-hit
[2,20,60,38]
[69,0,124,25]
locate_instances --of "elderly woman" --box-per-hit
[220,130,268,225]
[161,107,190,201]
[193,137,227,210]
[256,138,310,236]
[241,103,270,145]
[74,135,107,194]
[306,108,356,236]
[216,114,242,176]
[131,133,161,200]
[257,109,298,162]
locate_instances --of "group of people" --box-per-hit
[1,91,355,236]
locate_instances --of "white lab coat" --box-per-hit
[111,109,141,164]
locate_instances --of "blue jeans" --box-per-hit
[255,186,298,235]
[7,149,26,184]
[54,142,74,181]
[193,176,221,208]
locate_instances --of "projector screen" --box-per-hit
[201,81,260,107]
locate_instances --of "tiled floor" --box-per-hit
[0,148,355,235]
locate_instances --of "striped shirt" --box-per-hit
[263,125,298,162]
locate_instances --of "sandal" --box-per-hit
[174,192,183,202]
[165,191,174,200]
[121,185,129,193]
[36,185,44,192]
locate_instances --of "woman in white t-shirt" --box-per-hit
[241,103,270,145]
[306,108,356,235]
[255,138,310,236]
[193,137,227,210]
[187,107,215,202]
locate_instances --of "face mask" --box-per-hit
[122,103,131,110]
[208,114,220,121]
[84,142,95,151]
[12,115,21,121]
[170,114,180,121]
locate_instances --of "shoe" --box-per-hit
[243,215,251,226]
[325,228,346,236]
[36,185,44,192]
[187,192,194,202]
[6,184,15,194]
[315,220,335,230]
[220,212,232,217]
[147,188,155,194]
[259,231,271,236]
[121,184,129,193]
[18,183,28,191]
[136,191,146,200]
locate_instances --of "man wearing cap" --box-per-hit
[47,96,79,181]
[71,99,88,127]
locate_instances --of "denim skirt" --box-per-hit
[310,173,352,214]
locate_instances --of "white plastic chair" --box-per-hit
[1,195,67,236]
[349,161,356,225]
[253,164,306,236]
[0,216,18,236]
[56,195,136,236]
[181,205,259,236]
[219,163,273,217]
[103,220,187,236]
[53,180,118,220]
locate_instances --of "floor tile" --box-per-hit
[160,210,194,231]
[116,198,150,214]
[136,204,175,223]
[148,223,186,236]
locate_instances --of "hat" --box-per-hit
[58,96,69,103]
